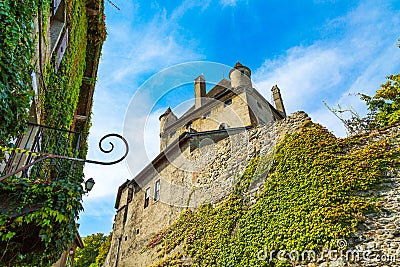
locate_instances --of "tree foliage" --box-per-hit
[74,233,107,267]
[362,74,400,127]
[96,233,112,266]
[328,41,400,135]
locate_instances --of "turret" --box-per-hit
[228,62,252,89]
[271,85,286,117]
[194,75,206,109]
[159,107,178,151]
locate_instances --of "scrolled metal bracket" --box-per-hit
[85,133,129,165]
[0,134,129,181]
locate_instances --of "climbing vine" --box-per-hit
[0,0,106,265]
[0,167,84,265]
[148,122,399,266]
[0,0,37,144]
[41,0,88,129]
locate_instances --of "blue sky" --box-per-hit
[78,0,400,236]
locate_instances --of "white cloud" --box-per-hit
[170,0,211,20]
[253,0,400,137]
[254,46,347,111]
[220,0,237,7]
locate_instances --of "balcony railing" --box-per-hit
[0,123,83,181]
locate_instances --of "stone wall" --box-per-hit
[282,125,400,267]
[319,125,400,267]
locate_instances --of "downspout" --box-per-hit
[115,236,122,267]
[37,0,48,108]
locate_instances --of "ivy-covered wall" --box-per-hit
[0,0,37,143]
[0,0,106,265]
[146,121,399,267]
[41,0,88,129]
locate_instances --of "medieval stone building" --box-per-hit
[104,62,289,266]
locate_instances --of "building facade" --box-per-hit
[0,0,106,264]
[105,62,287,267]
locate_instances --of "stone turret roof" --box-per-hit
[234,62,244,67]
[159,107,172,120]
[229,61,251,77]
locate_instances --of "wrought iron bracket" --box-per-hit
[0,134,129,182]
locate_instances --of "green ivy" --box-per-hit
[41,0,88,129]
[0,0,106,265]
[0,0,37,144]
[0,161,84,265]
[148,122,399,266]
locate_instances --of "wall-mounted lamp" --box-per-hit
[85,178,95,193]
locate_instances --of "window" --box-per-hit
[224,99,232,107]
[50,0,66,55]
[204,111,211,118]
[154,180,160,201]
[257,101,262,109]
[144,188,150,208]
[30,70,38,95]
[50,0,69,71]
[55,29,68,71]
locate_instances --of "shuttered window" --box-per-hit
[144,188,150,208]
[55,29,68,72]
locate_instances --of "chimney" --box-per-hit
[194,75,206,109]
[271,85,286,117]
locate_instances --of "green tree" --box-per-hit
[95,233,112,266]
[326,41,400,135]
[74,233,107,267]
[362,73,400,127]
[325,73,400,136]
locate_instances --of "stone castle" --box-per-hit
[104,62,400,267]
[103,62,298,266]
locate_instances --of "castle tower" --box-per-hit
[271,85,286,117]
[194,75,206,109]
[159,107,177,151]
[228,62,252,89]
